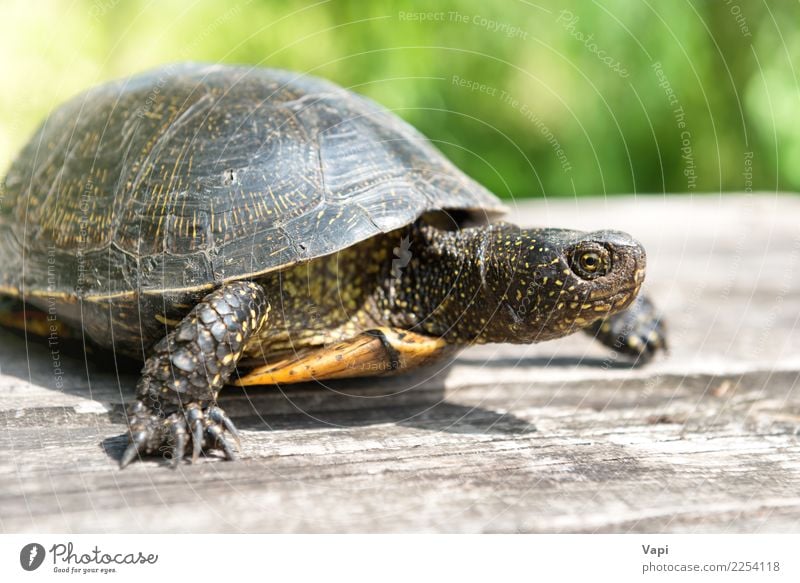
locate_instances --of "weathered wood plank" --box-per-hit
[1,194,799,533]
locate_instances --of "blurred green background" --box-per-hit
[1,0,797,198]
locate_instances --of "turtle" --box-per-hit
[0,63,666,467]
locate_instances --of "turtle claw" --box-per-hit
[182,403,240,462]
[187,404,205,463]
[169,419,187,468]
[120,431,147,469]
[119,400,161,468]
[207,405,241,450]
[207,423,238,461]
[190,403,240,461]
[586,295,667,365]
[120,400,241,467]
[191,422,203,463]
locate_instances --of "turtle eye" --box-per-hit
[580,252,601,272]
[570,246,610,279]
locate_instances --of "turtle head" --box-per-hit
[482,224,646,343]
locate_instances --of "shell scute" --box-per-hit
[0,64,503,298]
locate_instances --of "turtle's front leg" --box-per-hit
[584,294,667,364]
[121,281,269,467]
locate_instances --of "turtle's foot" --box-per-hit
[119,281,268,468]
[120,400,240,468]
[585,295,667,365]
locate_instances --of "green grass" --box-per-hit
[1,0,796,198]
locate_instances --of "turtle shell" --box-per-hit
[0,63,504,300]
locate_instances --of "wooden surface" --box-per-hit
[2,194,800,533]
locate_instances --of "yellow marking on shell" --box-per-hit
[554,279,563,287]
[556,302,564,310]
[222,354,234,365]
[593,305,611,312]
[155,314,181,326]
[4,286,73,299]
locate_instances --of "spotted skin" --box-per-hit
[122,281,268,467]
[0,64,667,467]
[119,221,660,465]
[378,222,647,345]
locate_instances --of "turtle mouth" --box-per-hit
[590,281,643,312]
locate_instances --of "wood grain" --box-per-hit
[2,194,799,533]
